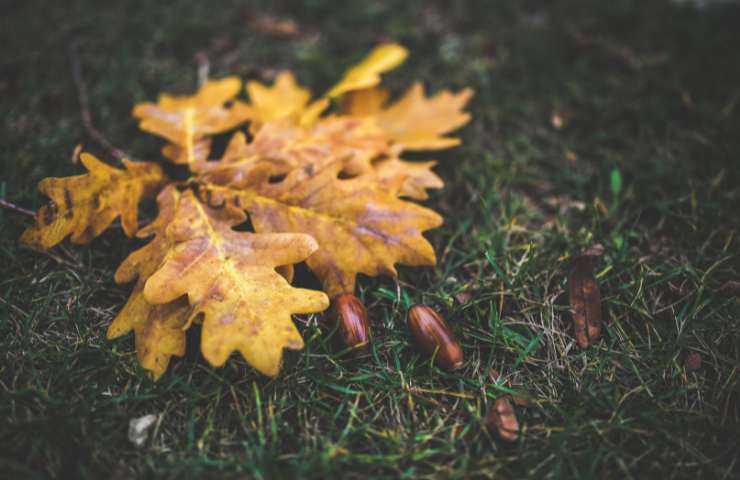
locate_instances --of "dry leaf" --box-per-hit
[568,255,602,348]
[247,72,312,124]
[328,43,408,98]
[107,186,190,380]
[210,162,442,298]
[246,14,300,38]
[141,190,328,375]
[21,153,164,250]
[133,77,251,163]
[343,87,390,116]
[372,83,473,150]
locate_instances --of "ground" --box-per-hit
[1,1,739,478]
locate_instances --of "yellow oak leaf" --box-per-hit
[246,72,312,125]
[328,43,408,98]
[373,82,474,150]
[108,186,191,380]
[195,117,389,187]
[20,153,165,250]
[211,162,442,298]
[343,87,390,116]
[132,77,251,163]
[373,156,443,200]
[142,189,329,376]
[299,98,331,127]
[161,137,211,165]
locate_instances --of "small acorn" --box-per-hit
[331,294,370,353]
[485,396,520,442]
[407,305,464,371]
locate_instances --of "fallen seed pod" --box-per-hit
[485,396,519,442]
[331,294,370,352]
[407,305,463,370]
[567,255,602,348]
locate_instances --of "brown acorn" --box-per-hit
[407,305,464,371]
[331,294,370,352]
[485,396,519,442]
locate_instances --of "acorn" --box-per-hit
[407,305,464,371]
[331,294,370,353]
[484,396,519,442]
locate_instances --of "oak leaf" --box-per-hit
[21,153,165,250]
[142,190,329,376]
[107,186,191,380]
[343,87,390,117]
[206,162,443,298]
[132,77,251,163]
[246,71,312,125]
[327,43,408,98]
[371,83,474,150]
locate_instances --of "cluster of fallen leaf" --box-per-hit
[20,44,474,378]
[19,43,607,443]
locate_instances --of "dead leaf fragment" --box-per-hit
[246,14,300,37]
[20,153,165,250]
[568,255,602,348]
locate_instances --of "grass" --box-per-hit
[2,0,739,478]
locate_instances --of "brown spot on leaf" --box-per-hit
[63,188,72,210]
[42,202,57,225]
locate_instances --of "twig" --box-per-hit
[195,51,210,87]
[67,41,129,161]
[0,199,35,218]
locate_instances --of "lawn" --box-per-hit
[1,0,739,478]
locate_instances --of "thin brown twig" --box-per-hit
[0,198,35,218]
[67,41,129,161]
[195,50,210,87]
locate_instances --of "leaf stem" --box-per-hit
[68,41,129,161]
[0,199,35,218]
